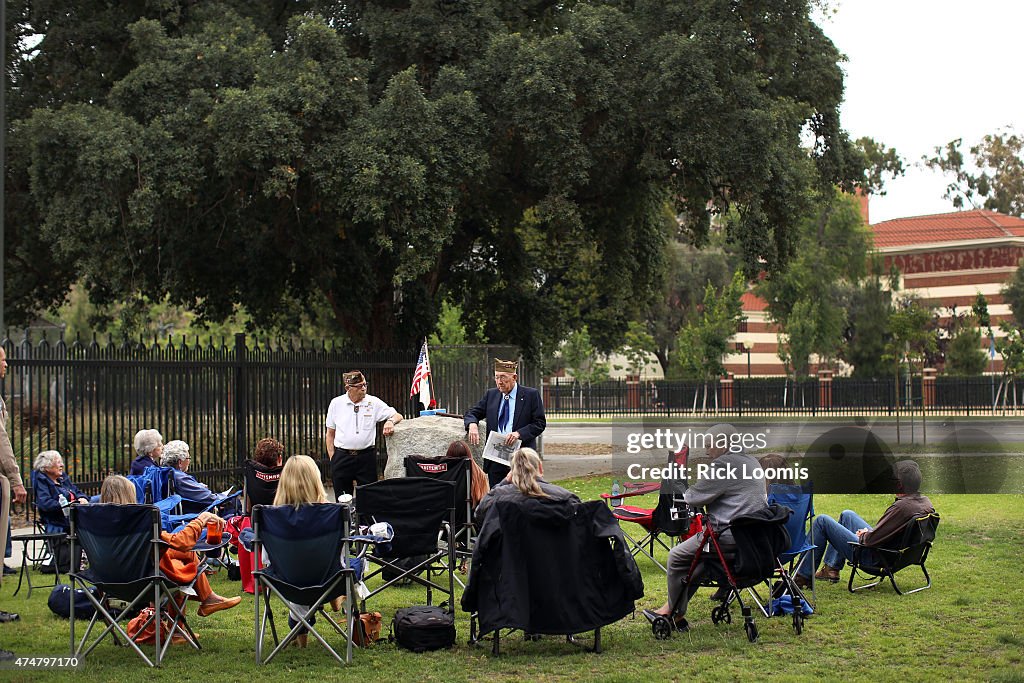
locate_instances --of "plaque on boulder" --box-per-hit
[383,415,484,479]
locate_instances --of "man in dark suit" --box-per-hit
[465,359,546,487]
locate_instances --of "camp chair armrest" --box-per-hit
[190,538,232,553]
[848,541,902,565]
[599,482,662,502]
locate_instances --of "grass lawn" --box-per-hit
[1,478,1022,682]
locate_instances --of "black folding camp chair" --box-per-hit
[354,477,456,612]
[252,502,357,664]
[848,512,940,595]
[243,459,283,512]
[68,504,199,667]
[464,499,644,655]
[403,455,473,585]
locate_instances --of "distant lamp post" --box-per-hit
[737,340,752,378]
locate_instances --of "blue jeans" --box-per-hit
[800,510,872,578]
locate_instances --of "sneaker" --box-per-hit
[2,565,16,576]
[0,610,20,623]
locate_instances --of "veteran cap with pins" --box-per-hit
[494,358,518,374]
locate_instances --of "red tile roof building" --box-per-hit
[728,209,1024,377]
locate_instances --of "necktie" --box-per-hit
[498,394,510,432]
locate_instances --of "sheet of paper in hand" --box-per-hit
[482,430,521,466]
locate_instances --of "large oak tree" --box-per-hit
[6,0,865,354]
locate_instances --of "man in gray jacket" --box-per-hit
[645,424,768,631]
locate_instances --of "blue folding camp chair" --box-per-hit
[126,467,181,524]
[251,503,358,664]
[767,482,817,603]
[167,476,242,532]
[68,504,199,667]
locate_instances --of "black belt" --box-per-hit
[336,447,374,456]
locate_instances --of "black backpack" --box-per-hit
[47,584,98,620]
[390,606,456,652]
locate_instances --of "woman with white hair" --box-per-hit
[161,440,223,508]
[32,450,88,534]
[130,429,164,475]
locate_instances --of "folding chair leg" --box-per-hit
[848,567,883,593]
[163,593,200,651]
[73,584,159,667]
[258,581,353,665]
[889,564,932,595]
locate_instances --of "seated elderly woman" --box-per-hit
[100,475,241,617]
[130,429,164,476]
[32,450,89,534]
[161,440,226,509]
[474,447,580,524]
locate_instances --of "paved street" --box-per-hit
[541,417,1024,481]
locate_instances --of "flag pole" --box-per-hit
[425,339,437,407]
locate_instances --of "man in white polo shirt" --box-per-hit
[325,370,403,497]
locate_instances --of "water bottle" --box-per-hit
[610,480,622,507]
[58,493,70,518]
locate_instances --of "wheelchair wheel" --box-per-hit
[745,622,758,643]
[711,605,731,625]
[651,617,672,640]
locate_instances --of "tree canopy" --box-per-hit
[7,0,868,353]
[924,127,1023,217]
[757,190,872,375]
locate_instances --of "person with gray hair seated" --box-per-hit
[32,450,89,534]
[795,459,934,588]
[161,440,220,508]
[645,423,769,632]
[474,447,579,525]
[130,429,164,475]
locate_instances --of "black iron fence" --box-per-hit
[4,328,1019,512]
[543,375,1019,418]
[1,333,529,506]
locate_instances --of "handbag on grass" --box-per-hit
[125,607,185,645]
[354,611,383,647]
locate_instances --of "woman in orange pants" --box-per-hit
[100,475,241,617]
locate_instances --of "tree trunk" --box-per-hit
[655,349,672,378]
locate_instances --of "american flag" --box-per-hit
[410,341,433,408]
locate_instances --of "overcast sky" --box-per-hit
[819,1,1023,224]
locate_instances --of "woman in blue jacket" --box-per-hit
[32,450,88,534]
